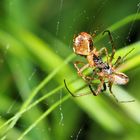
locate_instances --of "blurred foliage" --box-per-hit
[0,0,140,140]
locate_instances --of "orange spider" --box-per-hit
[64,30,134,102]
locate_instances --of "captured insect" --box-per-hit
[64,30,134,103]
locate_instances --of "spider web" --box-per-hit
[126,1,140,43]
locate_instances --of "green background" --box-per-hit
[0,0,140,140]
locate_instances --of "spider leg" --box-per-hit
[64,79,92,97]
[102,30,115,63]
[74,61,93,81]
[101,82,106,92]
[64,66,100,97]
[99,47,109,63]
[114,48,135,68]
[89,78,105,96]
[91,68,99,80]
[108,82,135,103]
[108,82,119,102]
[114,56,121,67]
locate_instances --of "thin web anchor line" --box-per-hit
[126,2,140,42]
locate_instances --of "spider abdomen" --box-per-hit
[113,72,129,85]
